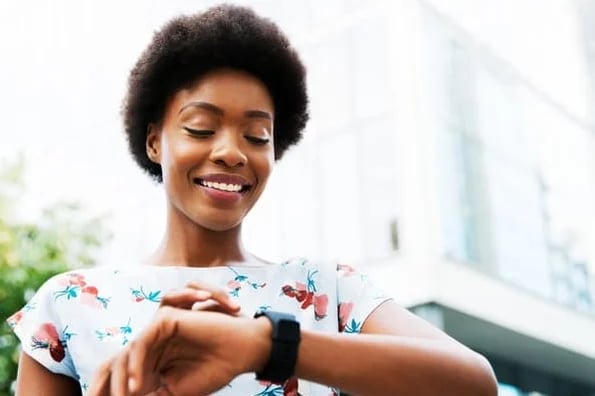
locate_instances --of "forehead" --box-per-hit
[167,68,275,117]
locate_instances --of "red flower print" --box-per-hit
[81,286,110,308]
[130,286,162,303]
[282,284,312,307]
[284,377,298,396]
[227,267,266,297]
[282,284,296,297]
[282,270,328,321]
[338,302,354,332]
[80,286,100,308]
[31,323,66,362]
[82,286,98,295]
[301,291,314,309]
[7,310,23,328]
[257,377,299,395]
[106,327,121,336]
[227,280,241,289]
[96,318,133,345]
[337,264,356,276]
[54,278,110,308]
[58,273,87,287]
[313,294,329,320]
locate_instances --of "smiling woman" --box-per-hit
[7,4,497,396]
[145,69,276,234]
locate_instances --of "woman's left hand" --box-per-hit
[159,281,242,314]
[87,307,271,396]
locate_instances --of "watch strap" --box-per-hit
[254,310,301,383]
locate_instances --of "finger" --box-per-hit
[127,340,162,395]
[155,384,175,396]
[185,281,240,312]
[127,307,176,394]
[110,350,129,396]
[191,300,243,316]
[160,289,212,310]
[127,341,153,395]
[162,366,227,396]
[87,356,115,396]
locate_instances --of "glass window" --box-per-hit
[350,19,391,119]
[318,133,362,261]
[276,144,323,260]
[520,88,595,311]
[359,117,399,260]
[306,34,354,136]
[426,12,575,301]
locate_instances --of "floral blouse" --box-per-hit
[8,258,390,395]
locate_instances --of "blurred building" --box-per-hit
[250,0,595,395]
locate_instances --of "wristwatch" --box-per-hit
[253,310,301,383]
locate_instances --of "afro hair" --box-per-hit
[122,4,309,181]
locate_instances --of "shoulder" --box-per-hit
[39,265,122,288]
[279,257,335,272]
[15,265,156,320]
[36,266,123,300]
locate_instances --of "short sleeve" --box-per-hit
[336,264,392,334]
[6,273,78,379]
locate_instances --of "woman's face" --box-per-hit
[147,68,275,231]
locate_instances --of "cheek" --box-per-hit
[162,139,207,175]
[255,150,274,181]
[255,160,274,193]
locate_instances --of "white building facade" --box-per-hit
[245,1,595,394]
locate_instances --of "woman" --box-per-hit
[9,4,497,396]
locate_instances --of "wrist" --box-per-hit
[244,316,273,373]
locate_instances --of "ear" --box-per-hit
[146,123,162,164]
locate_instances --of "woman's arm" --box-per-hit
[294,300,498,396]
[89,289,497,396]
[16,352,81,396]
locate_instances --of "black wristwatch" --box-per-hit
[253,310,301,383]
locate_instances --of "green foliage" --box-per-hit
[0,159,111,395]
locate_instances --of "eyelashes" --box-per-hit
[183,127,270,145]
[244,136,270,145]
[183,127,214,137]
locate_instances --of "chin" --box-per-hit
[195,215,243,232]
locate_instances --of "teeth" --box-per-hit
[200,180,243,192]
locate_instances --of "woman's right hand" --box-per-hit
[88,305,271,396]
[88,281,250,396]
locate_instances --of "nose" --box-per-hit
[209,130,247,168]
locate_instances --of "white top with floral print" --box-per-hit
[9,258,390,395]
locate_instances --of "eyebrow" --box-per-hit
[179,101,223,116]
[245,110,273,120]
[179,101,273,120]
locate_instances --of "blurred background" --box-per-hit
[1,0,594,395]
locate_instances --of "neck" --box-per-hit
[147,205,251,268]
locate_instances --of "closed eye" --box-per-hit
[245,135,270,145]
[183,127,214,137]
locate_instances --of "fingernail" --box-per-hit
[195,290,211,299]
[128,377,137,392]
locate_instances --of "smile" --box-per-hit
[193,175,253,194]
[197,179,243,192]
